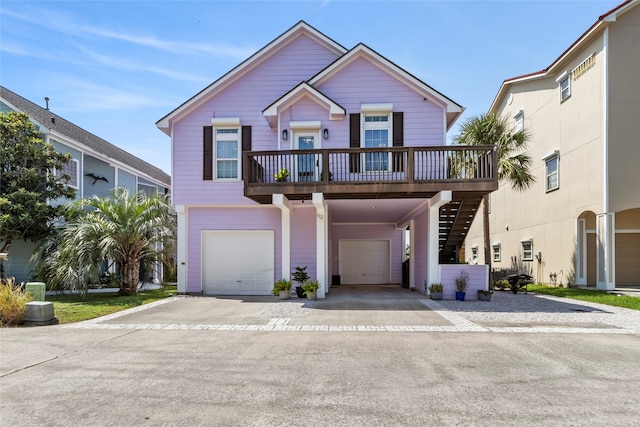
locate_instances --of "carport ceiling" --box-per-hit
[327,199,427,224]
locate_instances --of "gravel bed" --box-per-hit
[435,291,640,332]
[261,299,317,318]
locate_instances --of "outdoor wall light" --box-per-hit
[282,129,288,140]
[323,128,329,140]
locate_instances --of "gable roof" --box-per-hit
[309,43,463,130]
[489,0,637,112]
[1,86,170,186]
[262,82,346,129]
[156,21,347,133]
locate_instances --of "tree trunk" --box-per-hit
[119,257,140,295]
[482,194,492,288]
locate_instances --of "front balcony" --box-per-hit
[243,145,497,203]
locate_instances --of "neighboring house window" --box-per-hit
[521,240,533,261]
[514,111,524,133]
[55,158,79,189]
[138,183,157,196]
[363,114,390,172]
[492,243,501,262]
[559,74,571,101]
[471,246,479,263]
[215,128,240,179]
[545,153,559,192]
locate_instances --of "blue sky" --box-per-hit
[1,0,622,174]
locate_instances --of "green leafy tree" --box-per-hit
[0,111,75,255]
[455,112,535,270]
[34,188,175,296]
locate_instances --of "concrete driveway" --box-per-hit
[2,285,640,426]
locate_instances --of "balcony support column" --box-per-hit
[273,194,291,282]
[313,193,328,298]
[428,191,452,287]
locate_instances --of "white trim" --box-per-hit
[555,71,569,83]
[360,103,393,114]
[427,191,452,285]
[603,27,610,214]
[273,194,291,282]
[313,193,328,297]
[617,229,640,234]
[176,205,188,294]
[262,82,345,129]
[211,117,241,127]
[213,126,241,181]
[576,218,587,285]
[289,120,321,131]
[541,150,560,161]
[308,44,462,129]
[157,22,347,132]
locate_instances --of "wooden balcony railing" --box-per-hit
[243,145,497,203]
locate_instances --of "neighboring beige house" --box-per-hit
[464,0,639,290]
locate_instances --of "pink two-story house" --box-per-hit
[157,21,497,298]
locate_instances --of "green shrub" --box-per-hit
[271,278,292,296]
[428,283,443,293]
[0,278,33,326]
[301,280,319,295]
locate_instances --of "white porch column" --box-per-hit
[575,218,587,286]
[596,213,615,290]
[409,219,416,290]
[175,205,187,294]
[427,191,452,287]
[273,194,291,281]
[312,193,328,298]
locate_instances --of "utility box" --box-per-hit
[25,282,46,301]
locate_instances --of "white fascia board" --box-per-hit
[157,22,347,132]
[361,103,393,114]
[263,83,345,129]
[310,44,462,116]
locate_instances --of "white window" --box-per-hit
[560,75,571,101]
[471,246,479,262]
[521,240,533,261]
[215,128,240,180]
[55,158,79,189]
[362,114,391,172]
[514,111,524,133]
[492,243,501,262]
[545,154,559,192]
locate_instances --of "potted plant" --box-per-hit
[428,283,444,300]
[455,270,469,301]
[477,289,493,301]
[301,280,319,301]
[271,278,292,300]
[274,168,290,182]
[292,266,310,298]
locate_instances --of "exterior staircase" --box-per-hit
[439,196,484,264]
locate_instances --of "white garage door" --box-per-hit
[202,231,274,295]
[339,240,390,285]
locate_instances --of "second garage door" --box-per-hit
[202,230,274,295]
[338,239,390,285]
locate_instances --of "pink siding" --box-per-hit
[317,57,446,150]
[440,265,489,300]
[172,35,340,206]
[330,223,403,284]
[290,206,317,282]
[187,207,282,293]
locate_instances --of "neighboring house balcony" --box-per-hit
[243,145,497,203]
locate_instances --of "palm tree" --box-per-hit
[455,112,535,273]
[34,188,175,296]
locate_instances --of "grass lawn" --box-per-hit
[47,285,177,324]
[527,284,640,311]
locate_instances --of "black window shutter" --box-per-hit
[349,113,360,173]
[392,112,404,172]
[242,125,252,152]
[203,126,213,180]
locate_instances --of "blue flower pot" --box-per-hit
[455,291,466,301]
